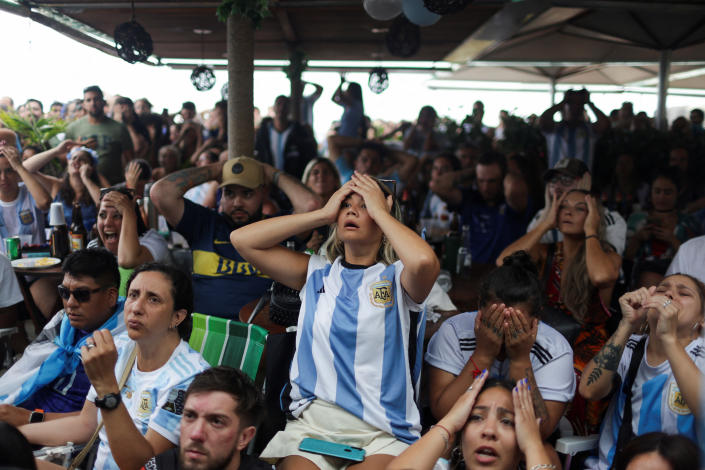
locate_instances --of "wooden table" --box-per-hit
[13,265,63,331]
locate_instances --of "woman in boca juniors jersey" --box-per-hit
[231,171,439,469]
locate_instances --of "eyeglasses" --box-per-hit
[57,285,105,303]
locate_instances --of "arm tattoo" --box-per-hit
[525,367,549,423]
[164,166,213,193]
[586,342,623,386]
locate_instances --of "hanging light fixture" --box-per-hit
[368,67,390,94]
[114,0,153,63]
[191,29,216,91]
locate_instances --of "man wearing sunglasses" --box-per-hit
[0,248,125,427]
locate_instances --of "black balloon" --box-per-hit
[423,0,471,15]
[386,16,421,58]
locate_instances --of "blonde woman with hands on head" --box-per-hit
[231,171,439,469]
[497,189,621,434]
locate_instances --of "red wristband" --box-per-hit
[470,356,482,378]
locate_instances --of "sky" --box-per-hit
[3,9,705,142]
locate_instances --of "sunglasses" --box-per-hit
[57,285,105,303]
[549,175,575,187]
[375,178,397,196]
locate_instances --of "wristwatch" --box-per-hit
[95,393,122,410]
[29,408,44,423]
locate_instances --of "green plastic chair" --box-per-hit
[189,313,268,381]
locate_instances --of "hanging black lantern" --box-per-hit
[368,68,389,94]
[422,0,471,15]
[191,66,216,91]
[386,16,421,58]
[114,20,153,64]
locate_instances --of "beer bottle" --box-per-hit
[69,202,88,251]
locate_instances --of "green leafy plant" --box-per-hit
[0,110,67,151]
[217,0,270,28]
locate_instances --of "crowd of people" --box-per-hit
[0,82,704,470]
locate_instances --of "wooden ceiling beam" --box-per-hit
[272,6,298,44]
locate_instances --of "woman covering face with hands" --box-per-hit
[579,273,705,470]
[231,171,439,469]
[388,373,555,470]
[426,252,575,442]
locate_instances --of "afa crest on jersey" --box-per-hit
[668,382,691,415]
[369,280,394,308]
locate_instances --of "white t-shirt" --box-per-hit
[666,235,705,283]
[138,229,170,263]
[87,229,169,264]
[527,208,627,255]
[86,334,209,470]
[0,253,22,308]
[0,185,46,249]
[425,310,576,404]
[184,182,211,207]
[593,335,705,470]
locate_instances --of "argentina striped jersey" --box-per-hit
[288,255,426,444]
[594,335,705,470]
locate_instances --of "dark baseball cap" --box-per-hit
[544,158,589,182]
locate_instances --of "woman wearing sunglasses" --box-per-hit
[231,172,439,469]
[20,263,210,470]
[88,187,169,295]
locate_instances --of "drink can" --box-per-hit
[5,236,21,260]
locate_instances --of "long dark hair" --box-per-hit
[59,154,101,207]
[0,421,36,469]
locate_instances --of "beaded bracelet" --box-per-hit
[529,464,556,470]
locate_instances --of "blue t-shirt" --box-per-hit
[19,330,91,413]
[453,190,533,264]
[175,199,273,319]
[338,101,364,138]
